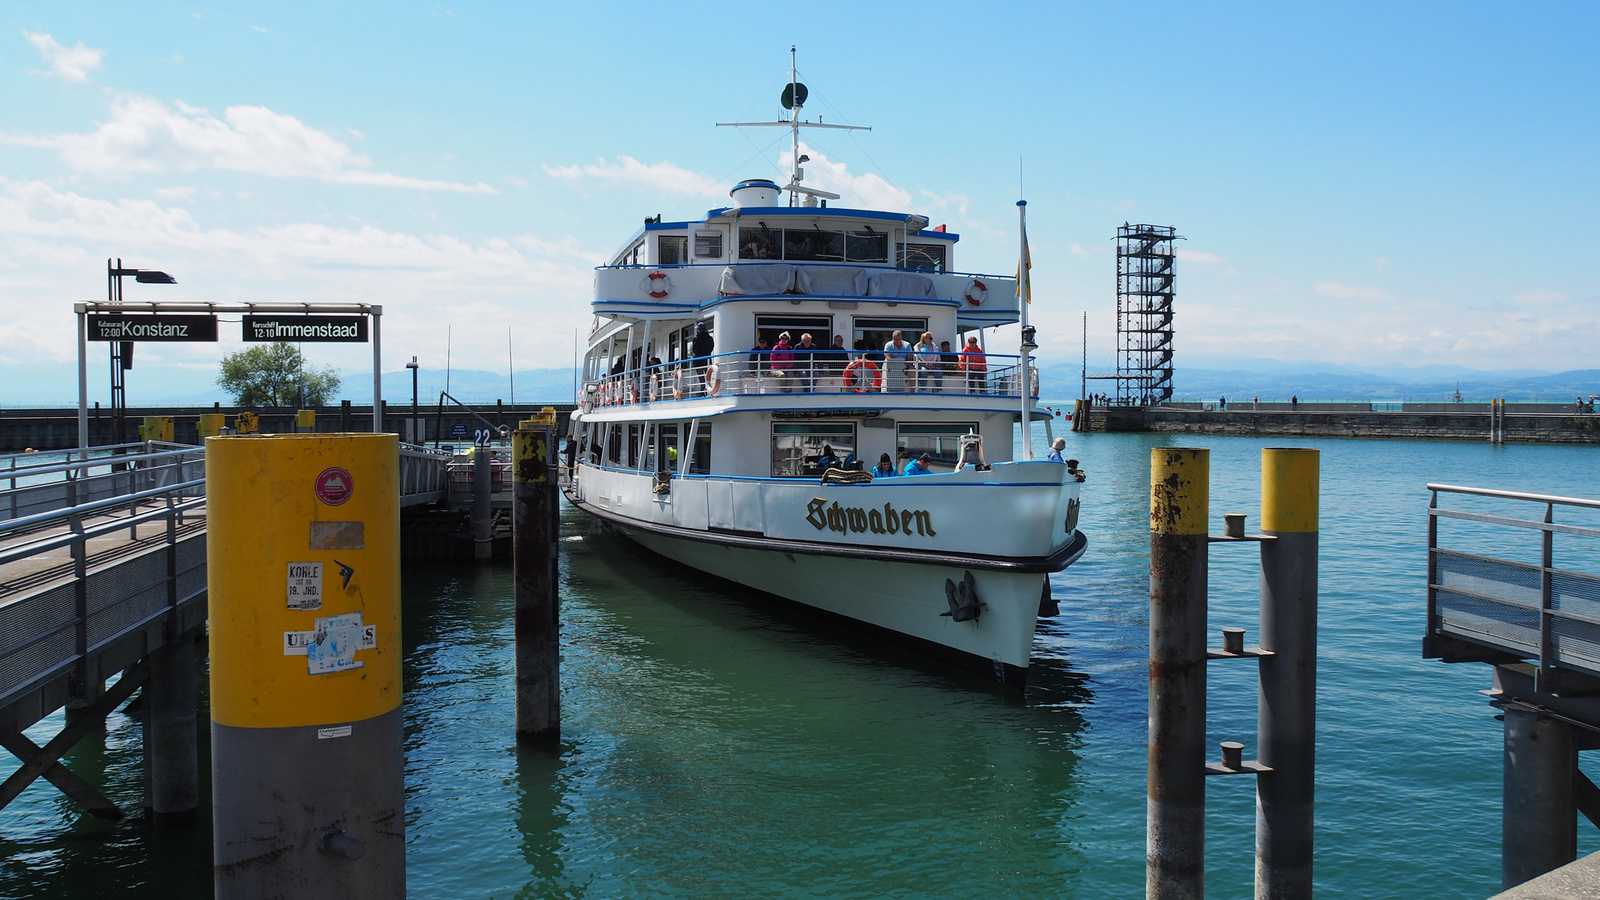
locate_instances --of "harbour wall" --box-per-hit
[0,402,576,451]
[1077,404,1600,444]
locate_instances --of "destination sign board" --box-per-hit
[243,315,369,343]
[88,314,218,342]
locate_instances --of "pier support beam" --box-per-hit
[1503,706,1577,889]
[473,450,493,562]
[513,426,560,743]
[1148,447,1209,900]
[144,628,199,825]
[1256,448,1319,900]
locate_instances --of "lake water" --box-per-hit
[2,429,1599,898]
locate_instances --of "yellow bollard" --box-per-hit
[140,416,174,442]
[197,413,226,439]
[1147,447,1209,900]
[207,434,404,898]
[234,411,260,434]
[1257,447,1319,899]
[296,409,316,430]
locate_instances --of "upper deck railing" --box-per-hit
[581,349,1039,412]
[1425,483,1600,689]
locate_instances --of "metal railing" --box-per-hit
[2,442,205,529]
[583,350,1038,410]
[1426,483,1600,689]
[399,445,452,507]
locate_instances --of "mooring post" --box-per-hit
[207,434,405,899]
[512,426,560,742]
[1257,448,1319,900]
[144,627,199,825]
[1502,705,1577,889]
[473,449,493,562]
[1148,447,1209,900]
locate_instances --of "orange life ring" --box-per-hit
[705,363,721,396]
[964,278,987,306]
[642,271,672,299]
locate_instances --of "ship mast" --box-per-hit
[717,47,869,206]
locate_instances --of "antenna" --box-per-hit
[716,47,867,204]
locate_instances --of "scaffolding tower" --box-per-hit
[1114,223,1180,406]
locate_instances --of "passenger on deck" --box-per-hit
[871,453,897,478]
[903,452,935,476]
[843,353,882,392]
[1046,437,1066,463]
[794,333,818,390]
[691,323,714,396]
[959,336,987,394]
[939,340,958,390]
[882,330,913,392]
[771,332,796,391]
[748,336,770,378]
[823,335,850,389]
[815,444,841,472]
[913,332,940,392]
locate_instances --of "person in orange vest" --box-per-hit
[959,336,987,394]
[842,352,882,393]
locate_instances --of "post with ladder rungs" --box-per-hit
[513,424,560,742]
[1148,447,1209,900]
[1257,448,1319,900]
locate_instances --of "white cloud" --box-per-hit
[250,25,268,33]
[1314,281,1392,302]
[152,186,196,200]
[2,94,497,193]
[543,155,723,196]
[1177,249,1224,265]
[24,31,104,83]
[918,188,971,218]
[1513,289,1568,306]
[784,143,911,211]
[1069,244,1092,258]
[1374,256,1391,272]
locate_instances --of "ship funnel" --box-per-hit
[730,178,781,208]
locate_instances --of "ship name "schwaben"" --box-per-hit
[805,498,936,537]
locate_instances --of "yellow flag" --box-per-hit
[1016,218,1032,304]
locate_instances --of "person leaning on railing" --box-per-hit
[959,336,987,394]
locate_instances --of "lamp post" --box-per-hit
[106,259,176,444]
[406,357,419,444]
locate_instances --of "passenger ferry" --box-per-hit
[564,63,1086,688]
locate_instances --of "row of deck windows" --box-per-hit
[584,420,976,478]
[639,230,946,272]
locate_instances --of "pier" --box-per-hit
[1074,400,1600,444]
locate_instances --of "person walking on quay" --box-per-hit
[1291,395,1298,410]
[882,330,913,392]
[959,336,987,394]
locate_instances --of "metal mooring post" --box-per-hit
[1149,447,1210,900]
[207,434,405,899]
[144,629,199,825]
[513,425,560,742]
[1257,448,1319,900]
[1502,704,1577,888]
[473,450,493,562]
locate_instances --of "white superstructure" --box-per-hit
[564,63,1086,688]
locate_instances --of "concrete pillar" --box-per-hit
[1148,447,1209,900]
[207,434,405,899]
[1256,448,1319,900]
[145,630,199,825]
[1503,706,1577,889]
[513,427,560,742]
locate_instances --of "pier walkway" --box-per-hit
[0,441,452,819]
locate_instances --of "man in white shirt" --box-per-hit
[882,330,913,392]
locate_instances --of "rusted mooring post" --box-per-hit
[512,425,560,742]
[1148,447,1209,900]
[1257,448,1319,899]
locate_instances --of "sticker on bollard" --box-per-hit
[286,562,323,610]
[285,624,376,656]
[314,467,354,505]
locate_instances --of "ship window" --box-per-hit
[755,315,832,352]
[659,235,688,265]
[897,422,979,474]
[688,423,712,474]
[783,228,845,262]
[846,230,888,263]
[627,425,640,469]
[770,423,856,478]
[694,231,723,259]
[852,317,929,353]
[739,226,783,260]
[899,243,946,273]
[605,424,621,466]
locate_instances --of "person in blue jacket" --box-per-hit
[903,452,935,476]
[871,453,897,478]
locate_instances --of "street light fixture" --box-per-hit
[406,357,420,445]
[107,259,176,443]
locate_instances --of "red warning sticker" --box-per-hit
[314,467,354,506]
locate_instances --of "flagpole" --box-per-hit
[1017,199,1034,460]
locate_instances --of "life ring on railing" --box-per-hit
[642,271,672,298]
[672,370,684,401]
[630,381,639,404]
[964,278,988,306]
[705,363,721,396]
[648,373,660,402]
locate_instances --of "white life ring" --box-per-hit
[672,370,684,401]
[642,271,672,299]
[705,363,721,396]
[648,372,660,402]
[964,278,988,306]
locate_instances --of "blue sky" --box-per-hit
[3,2,1597,405]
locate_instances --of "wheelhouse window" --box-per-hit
[740,226,783,260]
[694,231,724,259]
[846,230,888,263]
[784,229,845,261]
[738,225,892,263]
[852,317,929,353]
[898,242,947,273]
[771,423,856,478]
[658,235,688,265]
[897,423,979,474]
